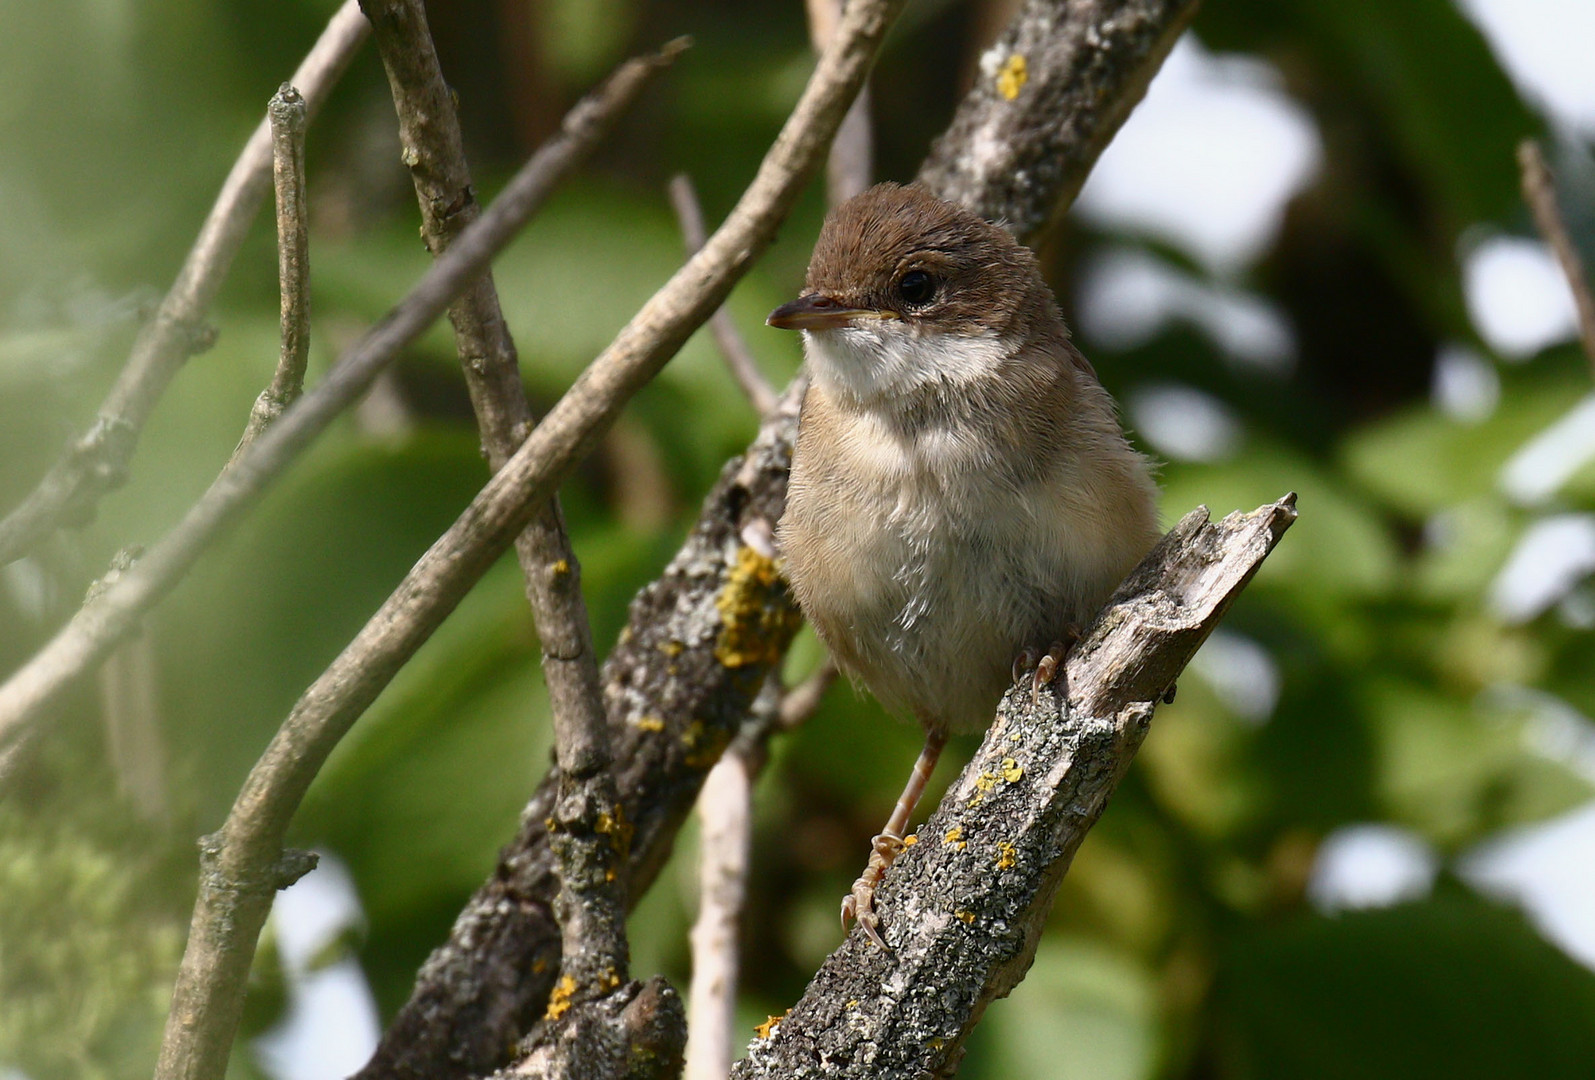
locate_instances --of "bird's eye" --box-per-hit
[897,269,936,307]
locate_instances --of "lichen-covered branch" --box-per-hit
[734,498,1296,1079]
[229,84,312,466]
[360,0,1200,1074]
[0,1,369,566]
[362,1,641,1071]
[918,0,1199,239]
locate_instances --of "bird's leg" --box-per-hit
[842,728,948,948]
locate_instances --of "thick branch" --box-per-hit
[362,0,1200,1072]
[0,47,680,756]
[230,84,312,465]
[0,1,368,566]
[919,0,1198,239]
[735,498,1296,1079]
[1518,139,1595,373]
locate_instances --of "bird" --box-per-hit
[766,182,1162,947]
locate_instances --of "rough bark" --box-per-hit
[734,499,1295,1078]
[919,0,1198,239]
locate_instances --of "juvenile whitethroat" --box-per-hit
[767,183,1161,947]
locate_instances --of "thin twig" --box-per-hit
[0,1,368,566]
[684,731,759,1080]
[1519,139,1595,374]
[779,658,839,731]
[668,174,779,415]
[230,84,313,466]
[144,3,901,1072]
[0,48,683,758]
[736,499,1298,1079]
[806,0,873,204]
[361,1,1202,1071]
[360,0,635,1060]
[683,657,835,1080]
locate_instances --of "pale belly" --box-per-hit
[780,460,1135,733]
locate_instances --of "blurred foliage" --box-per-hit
[3,1,1595,1078]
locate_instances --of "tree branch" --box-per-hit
[0,46,682,758]
[918,0,1198,240]
[1518,139,1595,373]
[229,84,312,466]
[139,48,688,1080]
[735,498,1296,1079]
[806,0,873,205]
[667,174,779,416]
[361,0,651,1068]
[0,1,369,566]
[360,0,1200,1073]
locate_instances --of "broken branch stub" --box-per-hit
[734,496,1297,1080]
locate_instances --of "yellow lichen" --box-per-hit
[755,1011,788,1039]
[1001,758,1023,783]
[682,718,731,769]
[599,968,622,993]
[545,975,578,1020]
[955,910,976,925]
[943,826,966,850]
[902,834,918,847]
[996,53,1028,100]
[596,804,633,857]
[996,841,1017,870]
[714,545,801,669]
[634,715,666,733]
[659,639,684,658]
[969,771,1001,805]
[550,558,570,576]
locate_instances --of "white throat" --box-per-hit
[803,322,1013,409]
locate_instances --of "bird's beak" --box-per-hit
[766,294,886,330]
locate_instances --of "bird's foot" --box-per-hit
[1025,627,1082,705]
[841,831,906,949]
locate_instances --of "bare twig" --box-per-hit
[683,656,836,1080]
[779,658,839,731]
[1519,139,1595,373]
[146,3,902,1073]
[736,498,1297,1079]
[118,48,679,1080]
[0,1,368,566]
[229,84,312,466]
[806,0,873,204]
[668,174,779,415]
[361,0,1202,1072]
[685,739,758,1080]
[0,47,682,759]
[361,0,640,1066]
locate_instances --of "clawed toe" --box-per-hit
[1029,628,1081,705]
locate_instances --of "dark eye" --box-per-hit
[897,269,936,307]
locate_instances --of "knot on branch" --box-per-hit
[196,833,319,897]
[506,975,686,1080]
